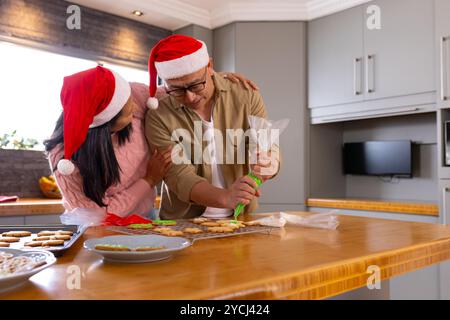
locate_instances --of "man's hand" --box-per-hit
[251,150,280,183]
[221,175,261,209]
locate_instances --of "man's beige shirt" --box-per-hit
[145,72,277,219]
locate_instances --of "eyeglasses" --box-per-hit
[165,68,208,97]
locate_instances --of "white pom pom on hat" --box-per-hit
[146,97,159,110]
[57,159,75,175]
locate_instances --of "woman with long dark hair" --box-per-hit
[45,66,171,219]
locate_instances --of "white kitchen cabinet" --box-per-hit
[24,214,61,225]
[308,0,436,124]
[438,180,450,299]
[0,216,25,225]
[436,0,450,108]
[308,6,364,108]
[363,0,435,101]
[440,260,450,300]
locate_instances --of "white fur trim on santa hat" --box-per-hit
[57,159,75,175]
[89,70,131,128]
[155,41,209,80]
[146,97,159,110]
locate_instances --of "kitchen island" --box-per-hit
[3,212,450,299]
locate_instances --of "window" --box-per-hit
[0,41,148,150]
[100,61,148,84]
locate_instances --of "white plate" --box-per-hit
[0,248,56,294]
[84,235,192,263]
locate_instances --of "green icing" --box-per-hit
[152,219,176,225]
[127,223,154,229]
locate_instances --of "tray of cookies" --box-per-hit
[107,217,272,242]
[0,224,85,257]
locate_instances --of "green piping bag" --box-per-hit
[233,172,262,222]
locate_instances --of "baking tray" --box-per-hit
[0,224,86,257]
[107,219,273,242]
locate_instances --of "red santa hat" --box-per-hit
[146,34,209,109]
[57,66,131,175]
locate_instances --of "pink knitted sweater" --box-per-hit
[48,82,156,217]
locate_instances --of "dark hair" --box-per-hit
[44,111,132,207]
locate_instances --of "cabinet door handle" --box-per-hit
[440,37,449,101]
[366,54,375,93]
[353,58,362,95]
[443,187,449,225]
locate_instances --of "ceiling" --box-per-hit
[70,0,372,31]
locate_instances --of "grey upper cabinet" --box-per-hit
[436,0,450,108]
[308,6,364,108]
[364,0,435,101]
[308,0,436,124]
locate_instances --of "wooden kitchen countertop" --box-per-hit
[3,212,450,300]
[0,198,64,216]
[307,198,439,216]
[0,197,162,216]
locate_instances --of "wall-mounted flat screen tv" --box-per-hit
[343,140,412,177]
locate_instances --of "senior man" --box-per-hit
[145,35,280,219]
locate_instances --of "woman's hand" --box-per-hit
[218,72,259,91]
[144,147,172,188]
